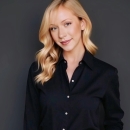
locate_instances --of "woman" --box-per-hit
[24,0,124,130]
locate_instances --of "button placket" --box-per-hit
[62,94,69,129]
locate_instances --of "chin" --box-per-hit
[61,46,75,52]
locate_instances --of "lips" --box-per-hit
[60,39,72,45]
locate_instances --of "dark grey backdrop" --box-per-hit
[0,0,129,130]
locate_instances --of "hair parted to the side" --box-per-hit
[34,0,98,85]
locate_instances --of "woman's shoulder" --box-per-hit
[28,61,41,76]
[93,56,118,73]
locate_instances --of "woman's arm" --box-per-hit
[102,68,124,130]
[23,62,41,130]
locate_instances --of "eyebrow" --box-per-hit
[50,18,71,26]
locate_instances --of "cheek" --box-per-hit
[69,24,81,37]
[50,33,60,46]
[50,32,58,42]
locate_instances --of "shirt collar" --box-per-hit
[82,48,94,70]
[57,48,94,70]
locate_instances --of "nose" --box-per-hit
[58,27,67,39]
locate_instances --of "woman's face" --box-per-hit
[49,5,86,52]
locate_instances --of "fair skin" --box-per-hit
[49,5,86,82]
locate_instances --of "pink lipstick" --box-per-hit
[60,39,72,45]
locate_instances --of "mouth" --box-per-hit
[60,39,72,45]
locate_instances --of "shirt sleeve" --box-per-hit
[102,68,124,130]
[23,62,41,130]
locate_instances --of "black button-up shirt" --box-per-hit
[24,49,124,130]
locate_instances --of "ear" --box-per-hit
[80,19,86,31]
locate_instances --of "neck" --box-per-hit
[63,44,85,63]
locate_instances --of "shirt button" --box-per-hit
[72,79,74,82]
[80,62,82,64]
[67,95,70,98]
[62,128,65,130]
[64,60,66,63]
[65,112,68,115]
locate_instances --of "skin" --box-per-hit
[49,5,86,82]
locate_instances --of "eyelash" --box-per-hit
[50,22,72,31]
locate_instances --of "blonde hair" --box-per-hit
[34,0,98,85]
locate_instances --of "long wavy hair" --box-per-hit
[34,0,98,85]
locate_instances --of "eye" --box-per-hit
[50,27,57,31]
[65,22,72,26]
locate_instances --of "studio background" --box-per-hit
[0,0,129,130]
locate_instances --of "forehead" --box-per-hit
[49,6,76,25]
